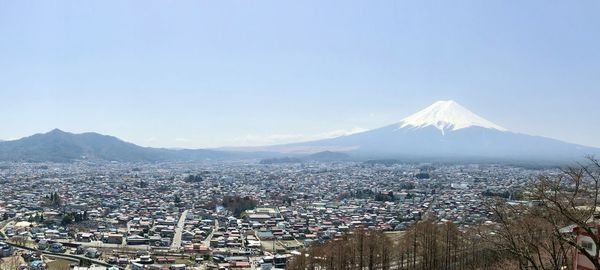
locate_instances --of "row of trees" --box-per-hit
[27,213,44,223]
[44,192,61,206]
[287,229,394,270]
[61,211,90,225]
[287,221,505,270]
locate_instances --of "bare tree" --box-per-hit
[482,201,571,270]
[287,229,394,270]
[533,157,600,269]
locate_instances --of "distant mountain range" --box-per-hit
[0,101,597,164]
[0,129,272,162]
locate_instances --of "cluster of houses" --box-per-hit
[0,160,555,269]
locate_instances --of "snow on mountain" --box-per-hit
[398,100,507,134]
[264,100,600,163]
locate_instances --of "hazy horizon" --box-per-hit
[2,1,599,148]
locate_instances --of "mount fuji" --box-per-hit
[267,100,599,162]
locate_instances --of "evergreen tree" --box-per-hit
[61,214,73,225]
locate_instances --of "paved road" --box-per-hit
[171,209,189,249]
[202,219,219,246]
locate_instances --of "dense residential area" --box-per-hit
[0,160,555,270]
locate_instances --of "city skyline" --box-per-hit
[1,1,599,148]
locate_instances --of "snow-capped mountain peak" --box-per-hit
[398,100,507,134]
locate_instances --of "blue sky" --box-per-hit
[1,1,599,148]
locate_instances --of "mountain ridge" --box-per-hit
[0,101,597,163]
[0,129,275,162]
